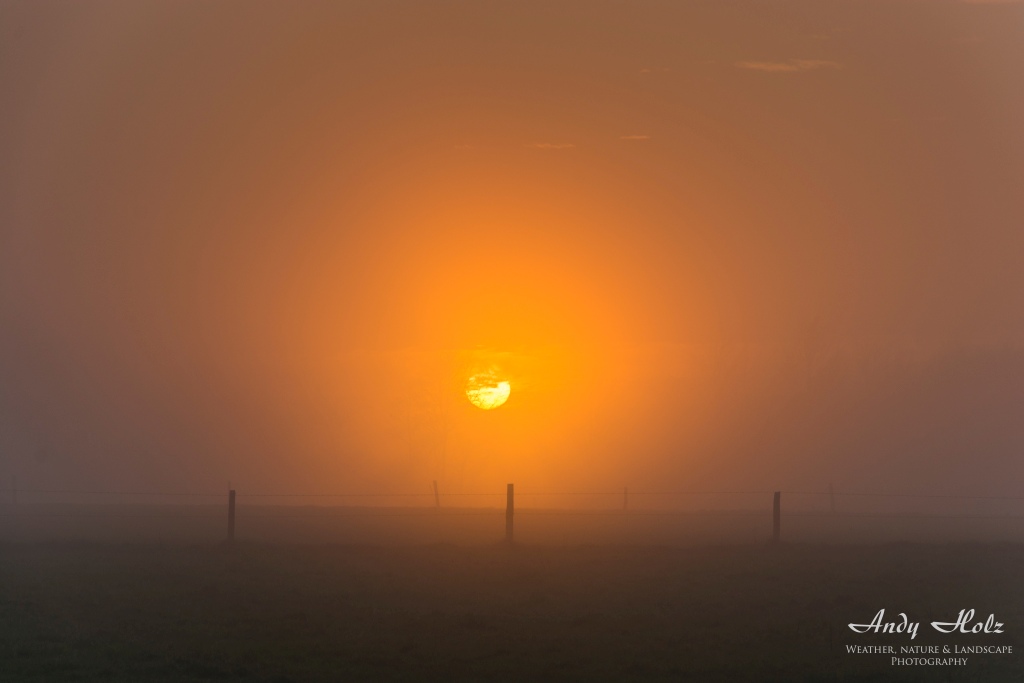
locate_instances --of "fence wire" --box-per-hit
[3,486,1024,539]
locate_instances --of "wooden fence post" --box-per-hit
[772,491,781,543]
[11,476,16,505]
[227,489,236,543]
[623,486,628,512]
[433,480,440,510]
[505,483,514,544]
[829,483,836,514]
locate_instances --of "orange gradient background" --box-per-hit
[2,1,1024,499]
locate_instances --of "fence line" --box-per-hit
[4,511,1024,520]
[786,491,1024,500]
[5,484,1024,545]
[10,487,1024,501]
[12,489,225,497]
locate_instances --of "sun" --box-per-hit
[465,371,511,410]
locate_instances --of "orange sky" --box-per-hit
[1,1,1023,498]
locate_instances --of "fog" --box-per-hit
[2,0,1023,501]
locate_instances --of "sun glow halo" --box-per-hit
[465,372,511,410]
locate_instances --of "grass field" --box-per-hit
[1,541,1021,682]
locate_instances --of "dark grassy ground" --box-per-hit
[0,542,1021,682]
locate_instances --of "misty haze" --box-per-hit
[1,0,1023,680]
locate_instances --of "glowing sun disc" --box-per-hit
[466,374,511,410]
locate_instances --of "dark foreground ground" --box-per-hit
[1,543,1022,682]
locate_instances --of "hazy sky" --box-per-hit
[2,0,1023,498]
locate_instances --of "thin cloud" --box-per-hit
[527,142,575,149]
[620,135,651,141]
[735,59,841,73]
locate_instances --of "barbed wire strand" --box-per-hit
[9,488,1024,502]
